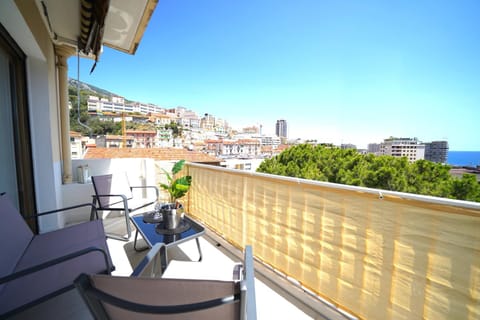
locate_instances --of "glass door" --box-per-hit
[0,23,36,231]
[0,37,19,207]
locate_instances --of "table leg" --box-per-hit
[196,238,203,262]
[151,246,168,277]
[133,229,149,252]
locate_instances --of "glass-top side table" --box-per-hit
[130,213,205,261]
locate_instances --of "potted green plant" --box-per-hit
[158,159,192,229]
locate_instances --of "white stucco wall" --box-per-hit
[62,158,158,225]
[1,1,66,232]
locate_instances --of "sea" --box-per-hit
[447,151,480,167]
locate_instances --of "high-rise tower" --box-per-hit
[275,119,287,139]
[424,141,449,163]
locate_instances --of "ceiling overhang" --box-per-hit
[36,0,158,59]
[102,0,158,55]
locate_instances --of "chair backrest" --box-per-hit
[0,194,34,293]
[75,275,241,320]
[91,173,134,209]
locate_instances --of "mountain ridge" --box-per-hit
[68,78,122,99]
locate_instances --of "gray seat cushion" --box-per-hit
[0,196,34,297]
[0,219,112,314]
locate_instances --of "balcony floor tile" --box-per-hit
[107,231,314,319]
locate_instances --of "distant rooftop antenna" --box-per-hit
[76,50,93,135]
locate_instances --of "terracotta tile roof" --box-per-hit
[277,144,290,151]
[125,130,156,134]
[237,139,261,144]
[151,114,173,119]
[106,135,134,140]
[84,147,221,163]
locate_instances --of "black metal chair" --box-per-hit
[75,244,257,319]
[91,172,159,240]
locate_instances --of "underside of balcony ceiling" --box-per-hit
[36,0,157,59]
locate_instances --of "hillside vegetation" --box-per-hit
[68,82,156,135]
[257,144,480,202]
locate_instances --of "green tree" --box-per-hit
[450,174,480,202]
[257,144,480,202]
[164,121,183,146]
[85,118,122,136]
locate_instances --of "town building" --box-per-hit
[253,134,281,148]
[242,126,260,134]
[178,114,201,129]
[275,119,288,139]
[367,143,381,155]
[87,95,166,115]
[96,135,134,148]
[205,139,262,157]
[380,137,425,162]
[424,140,449,163]
[70,131,84,159]
[341,143,357,150]
[149,113,175,126]
[221,158,265,172]
[125,130,157,148]
[200,113,216,131]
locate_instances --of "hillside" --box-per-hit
[68,78,129,101]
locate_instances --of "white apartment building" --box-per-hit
[70,131,84,159]
[201,113,216,131]
[88,96,129,113]
[252,134,281,148]
[130,102,163,114]
[150,114,175,126]
[221,158,265,172]
[205,139,262,157]
[87,96,165,114]
[380,137,425,162]
[178,117,201,129]
[237,139,262,156]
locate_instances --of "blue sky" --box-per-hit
[68,0,480,150]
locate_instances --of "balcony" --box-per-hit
[2,1,478,318]
[59,158,480,319]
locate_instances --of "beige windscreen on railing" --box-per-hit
[184,163,480,320]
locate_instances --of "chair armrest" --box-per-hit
[0,246,112,285]
[92,194,130,212]
[26,203,98,221]
[131,243,167,277]
[130,185,160,199]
